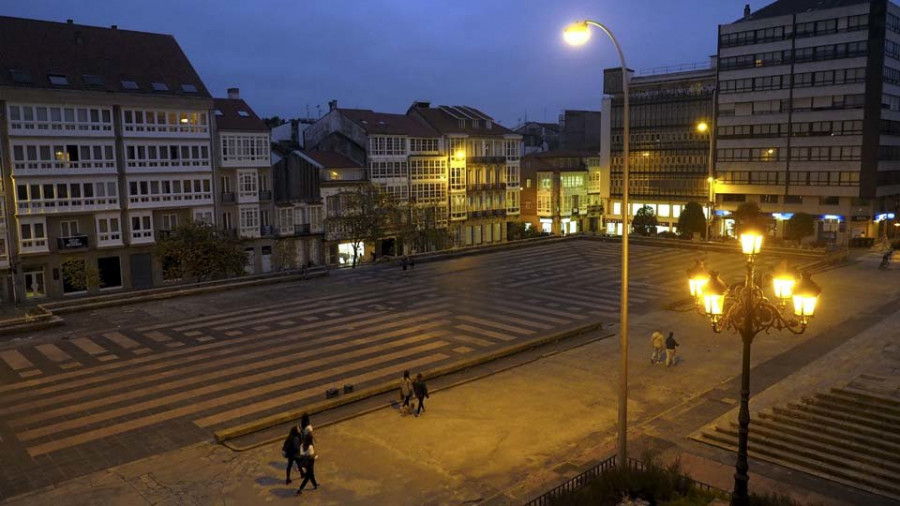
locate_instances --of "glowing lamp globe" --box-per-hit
[792,273,821,323]
[703,272,728,322]
[772,262,796,301]
[687,261,710,299]
[740,231,763,256]
[563,22,591,46]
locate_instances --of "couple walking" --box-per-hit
[650,329,679,367]
[282,413,319,495]
[400,370,429,417]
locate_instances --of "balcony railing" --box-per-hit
[56,235,89,250]
[470,156,507,164]
[222,192,236,203]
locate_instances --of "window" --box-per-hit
[222,211,233,230]
[130,212,153,243]
[410,138,439,152]
[238,170,259,199]
[10,69,32,84]
[784,195,803,204]
[151,82,169,91]
[95,214,122,246]
[83,74,104,87]
[19,218,48,252]
[760,195,779,204]
[181,84,198,92]
[368,136,407,156]
[220,134,270,164]
[820,196,840,205]
[161,213,178,230]
[122,108,208,135]
[60,220,79,237]
[237,110,250,117]
[121,80,139,90]
[48,74,69,86]
[239,206,260,236]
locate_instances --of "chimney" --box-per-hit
[227,87,240,99]
[66,19,73,24]
[328,99,338,111]
[744,4,751,17]
[412,100,431,109]
[111,25,118,30]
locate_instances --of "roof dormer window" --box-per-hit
[215,109,224,116]
[181,84,198,93]
[121,80,139,90]
[151,82,168,91]
[83,74,104,87]
[48,74,69,86]
[10,69,32,84]
[237,111,250,117]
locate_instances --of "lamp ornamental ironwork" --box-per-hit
[687,238,821,506]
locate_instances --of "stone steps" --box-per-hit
[695,384,900,500]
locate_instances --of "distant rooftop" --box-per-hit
[736,0,871,22]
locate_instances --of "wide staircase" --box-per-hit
[694,380,900,501]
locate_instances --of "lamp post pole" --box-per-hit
[733,255,756,506]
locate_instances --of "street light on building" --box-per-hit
[563,18,632,468]
[687,230,822,506]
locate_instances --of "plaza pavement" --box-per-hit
[1,248,896,505]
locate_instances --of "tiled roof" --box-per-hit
[412,105,516,136]
[300,150,363,169]
[737,0,871,22]
[0,16,209,96]
[339,108,438,137]
[213,98,268,131]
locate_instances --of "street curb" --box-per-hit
[214,320,607,445]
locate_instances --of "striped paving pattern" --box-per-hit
[0,240,754,499]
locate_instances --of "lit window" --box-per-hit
[215,109,223,116]
[48,74,69,86]
[181,84,198,93]
[237,111,250,117]
[121,80,139,90]
[151,82,169,91]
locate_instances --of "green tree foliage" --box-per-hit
[61,257,100,292]
[677,201,707,239]
[155,221,247,282]
[733,201,769,233]
[326,184,400,267]
[398,203,453,254]
[508,221,542,241]
[785,212,816,244]
[632,205,658,236]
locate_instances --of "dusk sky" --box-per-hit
[3,1,751,126]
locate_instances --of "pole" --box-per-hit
[587,20,630,468]
[707,125,715,241]
[732,256,755,506]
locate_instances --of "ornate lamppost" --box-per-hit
[687,231,822,506]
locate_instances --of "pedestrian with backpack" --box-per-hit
[282,425,302,485]
[413,373,429,417]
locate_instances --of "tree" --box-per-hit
[677,201,707,239]
[264,116,286,128]
[326,184,400,267]
[733,201,769,234]
[785,212,816,244]
[508,221,542,241]
[155,221,247,282]
[273,238,299,271]
[632,205,658,236]
[61,257,100,292]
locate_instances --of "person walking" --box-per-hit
[401,256,408,277]
[650,329,665,364]
[413,373,429,417]
[296,433,319,494]
[665,331,679,368]
[299,412,313,439]
[400,370,414,416]
[282,425,302,485]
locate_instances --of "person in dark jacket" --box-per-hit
[665,331,679,368]
[296,433,319,494]
[282,425,302,485]
[413,373,429,417]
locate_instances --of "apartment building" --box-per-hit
[270,145,325,267]
[716,0,900,242]
[213,88,275,273]
[0,16,214,300]
[601,62,717,235]
[408,102,522,246]
[520,151,600,235]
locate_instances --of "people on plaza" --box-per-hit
[665,331,679,368]
[282,425,303,485]
[650,329,665,364]
[400,370,414,416]
[413,373,429,417]
[296,433,319,494]
[401,256,409,276]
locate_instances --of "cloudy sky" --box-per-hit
[3,0,750,125]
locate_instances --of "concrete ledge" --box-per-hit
[0,315,64,336]
[214,320,606,444]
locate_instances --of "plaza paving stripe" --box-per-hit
[450,333,495,347]
[10,320,451,427]
[192,346,450,427]
[16,332,448,441]
[102,332,141,349]
[0,308,386,398]
[71,338,117,362]
[453,324,515,342]
[463,309,554,331]
[455,315,537,335]
[34,344,73,363]
[504,266,606,289]
[0,306,451,414]
[477,303,570,325]
[0,350,34,371]
[25,343,450,456]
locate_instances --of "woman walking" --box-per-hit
[300,412,313,439]
[296,433,319,494]
[413,373,429,417]
[282,425,302,485]
[400,370,413,416]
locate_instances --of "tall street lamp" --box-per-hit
[696,121,715,240]
[563,20,631,467]
[687,231,822,506]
